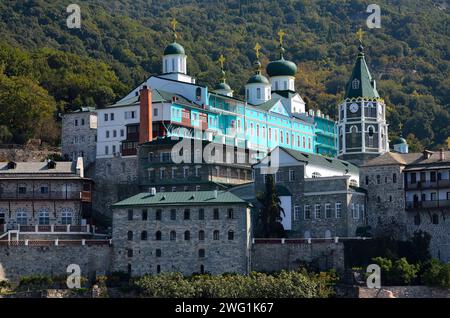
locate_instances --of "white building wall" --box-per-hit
[96,105,139,159]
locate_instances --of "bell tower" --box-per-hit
[337,29,389,166]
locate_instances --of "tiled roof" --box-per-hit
[112,190,249,208]
[0,161,77,175]
[363,151,450,168]
[109,89,190,107]
[280,147,359,175]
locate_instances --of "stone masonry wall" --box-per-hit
[0,245,112,283]
[112,204,251,276]
[251,241,345,272]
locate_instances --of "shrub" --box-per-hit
[422,259,450,288]
[372,257,419,286]
[133,269,337,298]
[18,275,53,291]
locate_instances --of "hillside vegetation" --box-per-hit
[0,0,449,150]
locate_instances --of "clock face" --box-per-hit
[349,103,359,113]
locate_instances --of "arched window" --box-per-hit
[155,231,162,241]
[184,230,190,241]
[312,172,321,178]
[368,126,375,147]
[393,173,397,184]
[213,230,219,240]
[16,209,28,226]
[141,231,148,241]
[127,231,133,241]
[352,78,360,89]
[350,125,358,133]
[38,209,50,225]
[256,88,261,99]
[60,208,73,225]
[171,58,175,72]
[228,231,234,240]
[432,214,439,225]
[195,87,202,100]
[170,231,176,241]
[199,230,205,241]
[198,249,205,258]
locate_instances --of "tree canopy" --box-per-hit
[0,0,449,149]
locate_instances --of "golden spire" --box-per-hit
[171,18,178,40]
[218,54,225,69]
[356,27,365,44]
[277,29,286,46]
[254,43,261,59]
[218,54,226,83]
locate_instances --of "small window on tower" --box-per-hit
[352,79,360,89]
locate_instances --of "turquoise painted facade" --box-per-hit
[314,113,337,157]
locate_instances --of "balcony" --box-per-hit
[406,200,450,210]
[406,179,450,190]
[0,191,87,201]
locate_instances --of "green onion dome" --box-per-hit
[266,57,297,77]
[214,82,231,90]
[164,42,185,55]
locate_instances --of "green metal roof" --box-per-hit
[214,82,231,91]
[256,98,282,111]
[164,42,185,55]
[266,58,297,77]
[280,147,359,175]
[344,45,379,99]
[112,190,249,208]
[247,74,270,85]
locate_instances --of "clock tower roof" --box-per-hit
[344,44,380,99]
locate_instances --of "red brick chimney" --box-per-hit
[139,85,153,144]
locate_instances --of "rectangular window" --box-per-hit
[110,113,114,121]
[120,129,124,137]
[40,186,49,194]
[170,209,176,220]
[199,208,205,220]
[314,204,321,219]
[184,209,190,220]
[156,209,162,221]
[154,108,158,116]
[75,119,78,126]
[361,205,365,219]
[352,204,358,219]
[81,118,85,125]
[335,202,342,218]
[227,208,234,219]
[18,187,27,194]
[431,192,437,201]
[142,209,148,221]
[213,208,219,220]
[128,210,133,221]
[294,206,301,221]
[105,146,109,155]
[104,114,108,122]
[325,203,332,218]
[430,171,437,182]
[304,205,311,219]
[411,173,417,184]
[289,170,295,182]
[447,192,450,200]
[228,231,234,240]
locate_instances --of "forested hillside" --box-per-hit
[0,0,449,150]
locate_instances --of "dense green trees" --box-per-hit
[255,175,285,238]
[134,270,337,298]
[0,0,449,148]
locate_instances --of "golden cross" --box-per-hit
[356,28,365,43]
[277,29,286,45]
[254,43,261,59]
[218,54,225,69]
[171,18,178,32]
